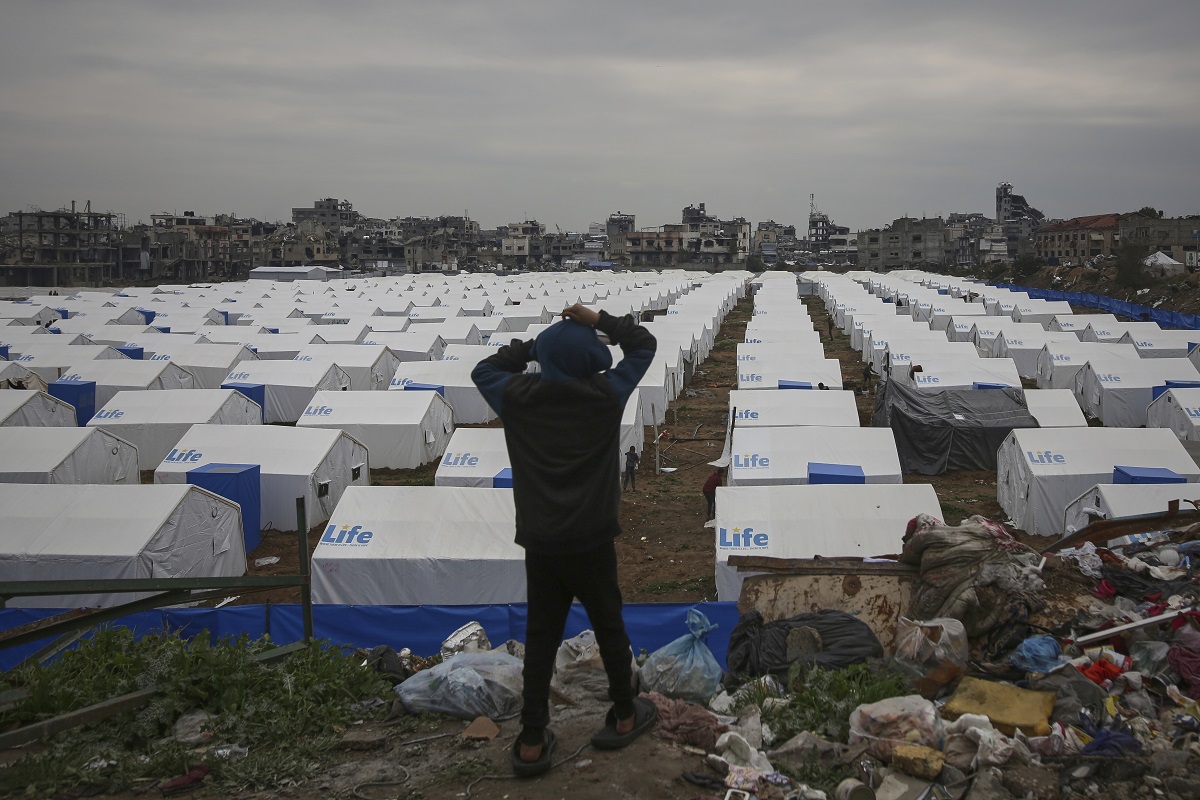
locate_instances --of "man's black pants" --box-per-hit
[520,540,636,731]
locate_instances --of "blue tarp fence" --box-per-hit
[994,283,1200,331]
[0,601,742,672]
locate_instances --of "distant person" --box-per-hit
[702,467,725,520]
[863,362,877,394]
[622,446,640,491]
[472,303,659,778]
[817,382,829,390]
[827,317,835,339]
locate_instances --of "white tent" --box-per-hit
[0,483,246,608]
[12,343,129,381]
[1063,483,1200,535]
[389,359,496,424]
[222,360,351,423]
[433,428,510,487]
[55,359,197,409]
[620,387,645,466]
[736,358,844,390]
[727,389,859,428]
[88,389,263,470]
[714,483,943,601]
[360,330,446,361]
[311,486,525,605]
[1147,387,1200,441]
[154,424,369,531]
[295,389,453,469]
[1049,313,1119,336]
[1034,342,1138,389]
[735,342,827,363]
[996,427,1200,536]
[991,330,1081,378]
[1078,320,1161,344]
[0,390,76,427]
[1021,389,1087,428]
[893,357,1021,391]
[293,344,400,391]
[0,361,49,392]
[1117,329,1199,359]
[727,426,902,487]
[141,342,259,389]
[0,427,138,484]
[1074,358,1200,427]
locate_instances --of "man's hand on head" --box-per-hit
[561,304,600,327]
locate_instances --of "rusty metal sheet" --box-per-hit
[737,572,912,653]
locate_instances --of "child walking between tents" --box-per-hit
[472,304,659,778]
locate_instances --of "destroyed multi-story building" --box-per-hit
[996,182,1045,261]
[606,213,636,262]
[622,203,749,268]
[1118,212,1200,271]
[856,217,953,271]
[292,198,360,230]
[1,202,121,287]
[1034,214,1122,267]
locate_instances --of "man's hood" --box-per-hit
[530,318,612,380]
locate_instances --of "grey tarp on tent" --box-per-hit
[872,378,1040,474]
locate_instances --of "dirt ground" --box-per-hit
[76,282,1131,798]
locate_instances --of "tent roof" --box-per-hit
[0,427,108,471]
[0,483,210,557]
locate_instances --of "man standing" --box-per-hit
[702,467,725,520]
[472,304,659,778]
[622,445,640,491]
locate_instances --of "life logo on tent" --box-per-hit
[736,354,757,362]
[294,355,314,361]
[94,409,124,419]
[59,373,85,382]
[915,374,941,384]
[227,371,251,381]
[150,354,171,360]
[732,453,769,469]
[442,452,479,467]
[1026,449,1066,465]
[719,526,768,550]
[738,372,764,383]
[442,355,460,360]
[1052,353,1072,362]
[164,448,204,463]
[390,376,414,388]
[733,408,759,420]
[303,405,333,417]
[1185,407,1200,419]
[320,524,374,546]
[1096,373,1122,383]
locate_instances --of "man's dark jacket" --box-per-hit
[471,311,656,554]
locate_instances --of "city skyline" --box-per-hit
[2,1,1197,232]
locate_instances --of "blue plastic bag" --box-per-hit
[1008,635,1064,674]
[637,607,723,704]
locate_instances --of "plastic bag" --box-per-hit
[394,652,523,720]
[893,617,968,699]
[638,607,724,704]
[726,610,883,679]
[550,629,635,704]
[848,694,945,761]
[1008,635,1064,674]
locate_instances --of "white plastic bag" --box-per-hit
[848,694,945,761]
[395,652,523,720]
[550,630,636,704]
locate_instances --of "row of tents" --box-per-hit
[0,270,751,609]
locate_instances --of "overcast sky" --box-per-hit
[2,1,1197,233]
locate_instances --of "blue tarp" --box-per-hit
[0,601,742,671]
[187,463,262,553]
[994,283,1200,331]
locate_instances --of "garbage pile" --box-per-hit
[372,514,1200,798]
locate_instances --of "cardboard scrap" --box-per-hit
[462,715,501,741]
